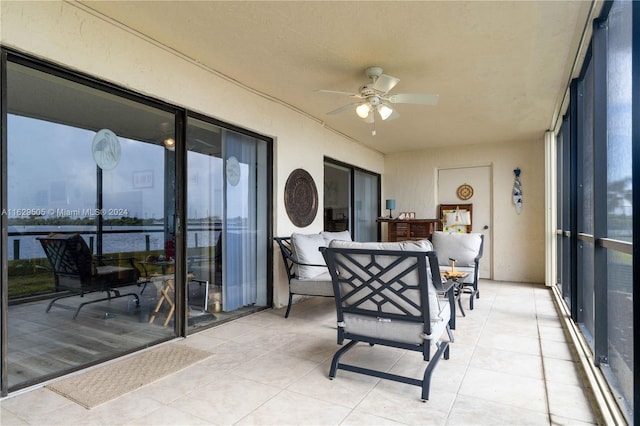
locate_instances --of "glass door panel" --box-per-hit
[223,130,268,312]
[354,170,378,242]
[5,61,176,390]
[185,118,268,330]
[324,163,351,233]
[185,118,223,329]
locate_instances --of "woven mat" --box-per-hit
[46,344,211,409]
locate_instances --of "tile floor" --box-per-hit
[0,280,599,425]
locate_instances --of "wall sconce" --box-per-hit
[385,199,396,218]
[164,137,175,151]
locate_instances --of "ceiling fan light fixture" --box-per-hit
[377,104,393,120]
[356,103,371,119]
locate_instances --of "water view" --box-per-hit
[8,224,222,261]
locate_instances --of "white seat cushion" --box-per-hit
[342,300,450,345]
[290,272,334,296]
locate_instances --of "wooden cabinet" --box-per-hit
[377,218,439,242]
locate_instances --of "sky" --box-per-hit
[7,115,250,221]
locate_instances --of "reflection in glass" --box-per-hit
[6,61,176,390]
[354,170,378,241]
[186,119,223,329]
[185,118,268,331]
[224,130,268,311]
[324,162,351,232]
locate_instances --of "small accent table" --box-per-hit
[442,270,469,317]
[142,273,194,327]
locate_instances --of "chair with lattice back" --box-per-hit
[321,239,453,401]
[38,233,141,318]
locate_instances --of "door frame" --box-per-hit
[436,164,493,280]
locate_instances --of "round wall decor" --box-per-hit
[284,168,318,227]
[456,183,474,200]
[92,129,121,170]
[226,156,241,186]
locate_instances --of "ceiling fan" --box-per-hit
[319,66,438,134]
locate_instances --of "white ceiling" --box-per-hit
[80,1,596,154]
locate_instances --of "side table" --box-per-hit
[442,270,469,317]
[143,273,194,327]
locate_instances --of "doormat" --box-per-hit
[46,344,211,409]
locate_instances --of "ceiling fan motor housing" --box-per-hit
[359,84,377,97]
[365,66,384,80]
[368,96,381,107]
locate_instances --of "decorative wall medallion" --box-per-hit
[284,168,318,227]
[226,156,241,186]
[92,129,121,170]
[456,183,474,200]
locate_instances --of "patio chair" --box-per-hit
[37,233,141,319]
[322,240,452,401]
[431,231,484,310]
[274,235,333,318]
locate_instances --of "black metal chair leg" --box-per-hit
[421,341,449,401]
[329,340,358,378]
[446,325,455,343]
[284,292,293,318]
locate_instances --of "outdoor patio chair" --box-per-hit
[274,235,333,318]
[37,233,141,319]
[321,240,453,401]
[431,231,484,310]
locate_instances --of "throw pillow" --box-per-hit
[320,230,352,246]
[431,231,482,266]
[291,233,327,279]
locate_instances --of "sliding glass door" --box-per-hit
[323,158,380,242]
[2,52,272,394]
[4,59,177,391]
[324,162,351,233]
[185,117,268,331]
[354,170,379,241]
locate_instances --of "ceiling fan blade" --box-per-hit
[373,74,400,93]
[326,103,358,115]
[387,93,439,105]
[317,89,361,97]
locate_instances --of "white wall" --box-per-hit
[0,1,385,308]
[385,140,546,283]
